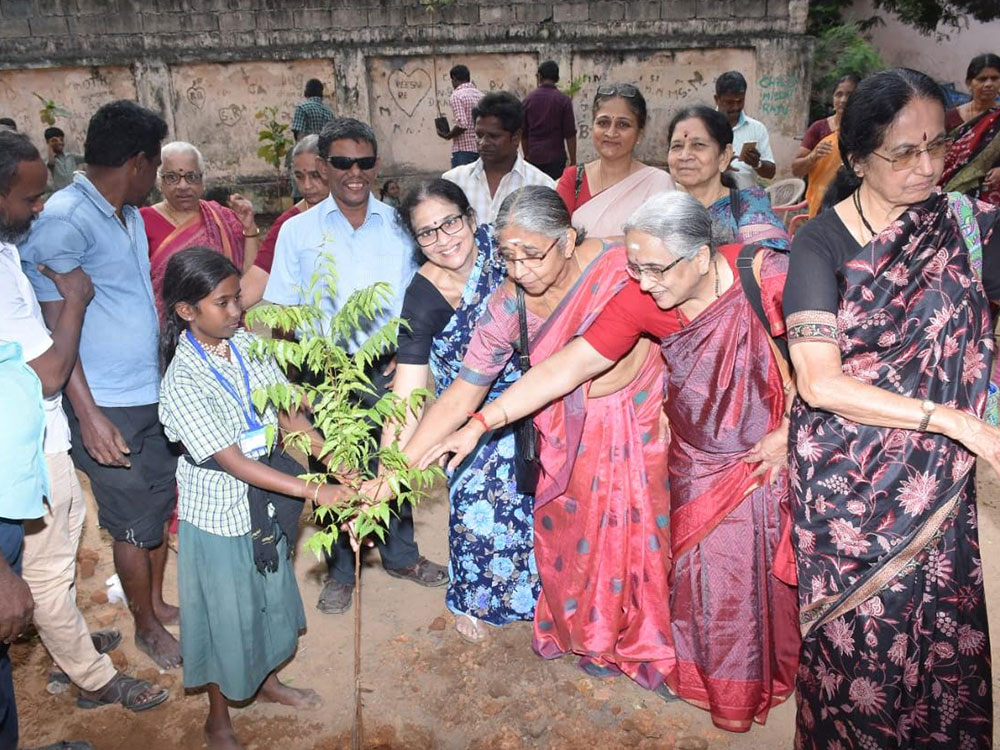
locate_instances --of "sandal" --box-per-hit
[384,556,449,587]
[455,613,487,644]
[654,683,681,703]
[77,672,169,712]
[48,629,123,692]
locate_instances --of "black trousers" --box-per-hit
[306,356,420,584]
[0,520,24,750]
[530,155,568,181]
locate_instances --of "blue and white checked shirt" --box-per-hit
[263,192,418,353]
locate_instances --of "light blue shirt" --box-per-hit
[264,192,418,354]
[0,341,47,520]
[728,111,775,188]
[19,173,160,407]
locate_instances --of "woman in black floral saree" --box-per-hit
[785,68,1000,750]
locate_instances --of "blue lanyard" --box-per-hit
[185,331,262,430]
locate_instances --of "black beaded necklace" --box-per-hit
[852,189,878,239]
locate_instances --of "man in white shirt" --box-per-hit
[441,91,555,224]
[715,71,776,189]
[0,130,167,713]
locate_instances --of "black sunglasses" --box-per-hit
[326,155,377,171]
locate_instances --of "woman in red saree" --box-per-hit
[940,54,1000,206]
[424,190,800,732]
[396,185,674,688]
[786,69,1000,749]
[140,141,259,319]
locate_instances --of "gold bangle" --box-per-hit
[242,226,261,237]
[311,482,321,505]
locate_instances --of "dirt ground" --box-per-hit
[11,467,1000,749]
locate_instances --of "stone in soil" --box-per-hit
[428,616,447,631]
[88,590,108,605]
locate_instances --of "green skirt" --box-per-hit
[178,521,306,700]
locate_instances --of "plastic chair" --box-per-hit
[787,212,810,236]
[765,177,806,208]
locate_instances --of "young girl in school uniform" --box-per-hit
[158,246,346,750]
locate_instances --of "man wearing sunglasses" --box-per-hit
[441,91,555,224]
[264,117,447,615]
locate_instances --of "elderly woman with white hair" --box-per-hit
[140,140,260,319]
[422,190,800,733]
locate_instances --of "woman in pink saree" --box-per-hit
[555,83,674,238]
[140,141,260,319]
[425,191,799,732]
[396,186,674,688]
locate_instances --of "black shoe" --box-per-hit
[316,578,354,614]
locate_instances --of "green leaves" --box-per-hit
[255,105,292,171]
[246,255,443,557]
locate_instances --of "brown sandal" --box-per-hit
[77,672,168,712]
[384,556,448,587]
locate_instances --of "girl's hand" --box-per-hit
[315,483,352,507]
[419,422,484,472]
[228,192,257,231]
[813,140,834,159]
[952,413,1000,477]
[743,419,789,485]
[983,167,1000,189]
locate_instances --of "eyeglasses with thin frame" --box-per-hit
[326,155,377,171]
[160,171,203,185]
[414,214,465,248]
[870,136,952,171]
[625,255,686,282]
[596,83,639,98]
[498,237,560,268]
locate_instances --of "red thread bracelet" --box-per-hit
[467,411,490,431]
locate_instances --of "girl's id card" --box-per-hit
[239,427,269,459]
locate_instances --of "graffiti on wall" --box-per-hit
[0,66,136,159]
[758,74,797,117]
[170,60,335,177]
[367,53,537,173]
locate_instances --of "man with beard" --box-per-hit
[264,117,448,615]
[19,102,183,680]
[441,91,554,224]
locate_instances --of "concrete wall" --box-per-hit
[0,0,813,207]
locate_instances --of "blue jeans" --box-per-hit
[0,519,24,750]
[451,151,478,168]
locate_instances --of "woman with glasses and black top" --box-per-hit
[386,179,538,643]
[555,83,674,237]
[666,105,788,250]
[375,185,674,689]
[141,141,261,320]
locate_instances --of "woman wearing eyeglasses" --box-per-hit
[555,83,673,237]
[666,105,788,248]
[140,141,260,320]
[419,190,798,732]
[385,179,539,643]
[785,69,1000,749]
[379,185,673,683]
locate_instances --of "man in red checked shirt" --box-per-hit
[439,65,484,169]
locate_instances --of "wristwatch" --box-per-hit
[918,400,936,432]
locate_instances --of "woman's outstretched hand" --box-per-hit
[419,422,484,472]
[952,413,1000,477]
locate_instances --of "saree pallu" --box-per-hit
[941,109,1000,206]
[528,245,674,690]
[430,227,538,626]
[146,200,246,318]
[805,131,841,217]
[708,186,790,249]
[789,193,995,749]
[660,244,798,732]
[570,166,674,239]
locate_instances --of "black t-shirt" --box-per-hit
[396,273,455,365]
[784,200,1000,317]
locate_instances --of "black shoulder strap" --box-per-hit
[574,163,585,201]
[515,284,532,374]
[737,243,789,363]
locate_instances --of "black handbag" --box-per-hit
[512,284,541,494]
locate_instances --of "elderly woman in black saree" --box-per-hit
[785,68,1000,749]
